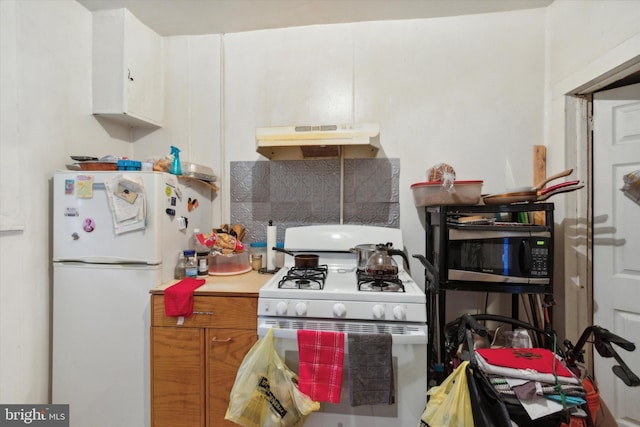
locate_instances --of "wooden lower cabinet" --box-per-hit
[207,329,258,426]
[151,294,258,427]
[151,327,205,427]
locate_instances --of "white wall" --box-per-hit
[0,0,130,403]
[134,34,223,221]
[544,0,640,385]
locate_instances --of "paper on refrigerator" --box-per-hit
[104,174,147,234]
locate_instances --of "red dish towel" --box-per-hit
[164,278,206,317]
[297,330,345,403]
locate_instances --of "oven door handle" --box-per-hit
[258,323,428,345]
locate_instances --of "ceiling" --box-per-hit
[76,0,553,36]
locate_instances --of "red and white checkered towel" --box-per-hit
[297,330,345,403]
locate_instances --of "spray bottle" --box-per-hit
[170,146,182,175]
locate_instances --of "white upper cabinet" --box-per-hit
[92,8,163,128]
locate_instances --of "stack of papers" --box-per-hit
[104,174,147,234]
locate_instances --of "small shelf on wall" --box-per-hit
[178,176,219,192]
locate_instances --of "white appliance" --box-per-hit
[51,170,212,427]
[255,123,380,159]
[257,225,428,427]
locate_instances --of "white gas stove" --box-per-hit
[257,225,428,427]
[258,225,427,340]
[258,225,426,322]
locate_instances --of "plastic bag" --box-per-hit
[418,361,473,427]
[621,169,640,206]
[426,163,456,192]
[225,328,320,427]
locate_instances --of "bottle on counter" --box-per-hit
[184,250,198,278]
[174,251,186,280]
[197,251,209,277]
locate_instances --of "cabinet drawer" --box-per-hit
[152,295,257,329]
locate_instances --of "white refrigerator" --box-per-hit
[51,170,212,427]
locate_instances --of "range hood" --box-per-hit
[256,123,380,159]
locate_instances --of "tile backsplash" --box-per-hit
[230,158,400,242]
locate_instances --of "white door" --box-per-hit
[593,82,640,426]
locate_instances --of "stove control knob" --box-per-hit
[372,304,385,320]
[275,301,288,316]
[295,302,308,316]
[393,305,406,320]
[333,303,347,318]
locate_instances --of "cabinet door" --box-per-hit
[123,9,163,125]
[151,327,205,427]
[207,329,258,427]
[93,8,163,128]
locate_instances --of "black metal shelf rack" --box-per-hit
[421,202,555,382]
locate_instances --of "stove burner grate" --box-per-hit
[278,265,328,290]
[357,271,405,292]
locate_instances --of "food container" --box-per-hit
[77,161,118,171]
[411,180,483,206]
[249,241,267,271]
[208,251,251,276]
[249,241,267,259]
[117,159,142,171]
[181,162,216,182]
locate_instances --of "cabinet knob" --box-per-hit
[211,337,232,343]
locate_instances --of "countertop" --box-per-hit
[150,270,274,297]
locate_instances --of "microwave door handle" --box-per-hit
[520,239,532,275]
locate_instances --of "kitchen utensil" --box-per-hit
[70,156,99,161]
[537,180,581,196]
[350,244,378,270]
[76,161,119,171]
[482,181,584,205]
[482,176,580,205]
[505,168,574,193]
[537,182,584,201]
[482,191,539,205]
[364,243,409,275]
[273,247,319,268]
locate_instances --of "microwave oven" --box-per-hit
[440,228,552,285]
